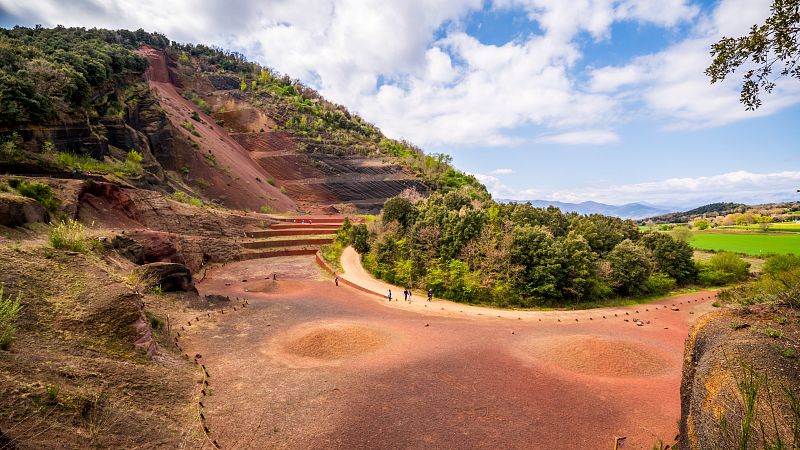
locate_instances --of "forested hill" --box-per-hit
[0,26,482,213]
[645,201,800,224]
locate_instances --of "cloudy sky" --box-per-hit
[2,0,799,207]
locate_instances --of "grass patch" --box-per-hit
[320,242,344,272]
[0,284,23,350]
[49,219,96,252]
[765,327,784,339]
[689,232,800,256]
[170,191,205,208]
[53,150,143,177]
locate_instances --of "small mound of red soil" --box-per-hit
[284,325,386,360]
[522,335,670,377]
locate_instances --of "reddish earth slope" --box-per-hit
[205,91,428,214]
[138,47,297,213]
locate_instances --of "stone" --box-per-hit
[0,192,49,227]
[134,262,193,292]
[112,234,145,265]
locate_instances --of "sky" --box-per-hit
[1,0,799,208]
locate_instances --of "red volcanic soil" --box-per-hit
[137,46,297,212]
[179,255,715,449]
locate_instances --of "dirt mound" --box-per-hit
[283,324,387,360]
[522,335,670,378]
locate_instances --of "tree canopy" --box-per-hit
[706,0,800,110]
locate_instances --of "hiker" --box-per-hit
[335,276,339,287]
[403,289,408,302]
[272,272,277,281]
[387,289,392,301]
[427,289,433,302]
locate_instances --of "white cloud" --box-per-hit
[0,0,702,148]
[487,170,800,206]
[536,129,620,145]
[588,0,800,130]
[491,168,514,174]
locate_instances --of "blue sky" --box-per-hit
[2,0,799,207]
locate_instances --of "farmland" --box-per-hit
[688,232,800,256]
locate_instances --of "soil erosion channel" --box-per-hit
[182,254,714,449]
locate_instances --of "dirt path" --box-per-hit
[180,254,717,449]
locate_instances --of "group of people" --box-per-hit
[387,288,434,302]
[332,274,434,303]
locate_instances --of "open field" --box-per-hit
[689,232,800,255]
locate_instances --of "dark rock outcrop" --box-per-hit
[112,235,146,265]
[0,193,48,226]
[134,262,194,292]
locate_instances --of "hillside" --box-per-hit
[645,201,800,224]
[0,26,482,214]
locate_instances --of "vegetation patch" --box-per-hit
[49,219,97,253]
[0,284,23,350]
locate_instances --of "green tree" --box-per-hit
[382,196,416,228]
[605,239,654,295]
[510,225,562,301]
[639,232,697,283]
[706,0,800,110]
[558,231,598,301]
[349,223,370,253]
[693,219,710,230]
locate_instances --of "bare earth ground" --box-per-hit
[181,254,716,449]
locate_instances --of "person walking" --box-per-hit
[273,272,277,281]
[403,289,408,302]
[335,276,339,287]
[427,288,433,302]
[387,289,392,301]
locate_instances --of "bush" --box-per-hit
[0,285,23,350]
[698,266,736,286]
[49,219,91,252]
[764,254,800,276]
[708,252,750,280]
[644,272,676,294]
[11,179,60,212]
[121,150,143,176]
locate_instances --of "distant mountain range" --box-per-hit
[498,199,674,219]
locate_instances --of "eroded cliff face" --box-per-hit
[680,306,800,449]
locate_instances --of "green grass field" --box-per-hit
[689,232,800,256]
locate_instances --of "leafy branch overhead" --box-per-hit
[706,0,800,110]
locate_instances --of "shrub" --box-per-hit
[121,150,143,176]
[12,179,60,212]
[709,252,750,280]
[49,219,91,252]
[0,285,23,350]
[764,254,800,276]
[190,111,201,121]
[643,272,676,294]
[259,205,272,214]
[698,265,736,286]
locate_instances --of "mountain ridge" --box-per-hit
[498,198,674,219]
